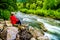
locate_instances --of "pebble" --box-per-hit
[30,37,36,40]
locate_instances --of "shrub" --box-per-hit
[54,11,60,19]
[30,3,36,9]
[57,8,60,12]
[26,3,30,9]
[27,9,35,14]
[20,8,28,13]
[0,10,10,20]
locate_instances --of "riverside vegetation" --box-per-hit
[17,0,60,20]
[0,0,60,20]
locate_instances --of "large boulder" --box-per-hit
[5,21,12,27]
[28,26,49,40]
[18,29,33,40]
[0,21,49,40]
[0,27,7,40]
[29,26,44,38]
[0,27,18,40]
[7,27,18,40]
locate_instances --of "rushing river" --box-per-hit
[16,11,60,40]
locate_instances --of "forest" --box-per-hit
[0,0,60,20]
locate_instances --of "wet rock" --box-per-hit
[18,24,28,30]
[29,22,47,32]
[5,21,12,27]
[37,36,49,40]
[29,26,44,38]
[39,22,47,32]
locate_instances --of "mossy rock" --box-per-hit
[38,22,47,32]
[29,22,47,32]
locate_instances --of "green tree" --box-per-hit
[0,0,17,20]
[43,0,60,10]
[0,0,17,10]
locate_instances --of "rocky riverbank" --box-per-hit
[0,20,49,40]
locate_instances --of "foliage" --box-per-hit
[19,8,60,19]
[0,0,60,20]
[30,3,36,9]
[0,10,10,20]
[0,0,17,20]
[20,8,28,13]
[0,0,17,10]
[17,0,60,19]
[26,3,29,9]
[17,3,24,10]
[43,0,60,9]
